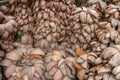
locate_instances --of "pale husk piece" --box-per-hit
[89,39,108,53]
[105,4,120,19]
[101,45,120,79]
[68,21,99,51]
[0,50,5,80]
[88,0,107,12]
[73,51,100,80]
[1,46,46,80]
[69,7,100,51]
[71,7,99,24]
[0,10,18,52]
[95,21,120,45]
[32,0,77,53]
[8,0,35,47]
[45,51,77,80]
[95,22,111,44]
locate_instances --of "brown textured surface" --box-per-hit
[0,0,120,80]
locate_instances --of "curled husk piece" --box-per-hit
[0,12,18,37]
[1,46,45,80]
[96,21,120,44]
[74,50,117,80]
[9,0,35,47]
[45,51,76,80]
[105,4,120,19]
[33,0,76,52]
[71,7,99,24]
[0,50,5,80]
[68,22,99,50]
[101,45,120,79]
[74,51,98,80]
[0,11,18,52]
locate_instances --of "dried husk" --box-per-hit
[0,0,120,80]
[74,51,99,80]
[68,21,99,51]
[8,0,35,47]
[95,21,120,45]
[105,4,120,19]
[45,51,77,80]
[89,39,108,53]
[0,10,18,52]
[0,50,5,80]
[101,45,120,79]
[33,0,77,53]
[0,15,18,37]
[71,7,99,24]
[88,0,107,12]
[95,22,111,44]
[1,46,45,80]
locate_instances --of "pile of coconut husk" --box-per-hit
[0,0,120,80]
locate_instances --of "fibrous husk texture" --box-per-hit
[4,0,120,53]
[9,0,34,46]
[0,0,120,80]
[45,51,76,80]
[1,46,45,80]
[32,0,77,52]
[100,45,120,80]
[74,45,120,80]
[0,50,4,80]
[0,10,18,52]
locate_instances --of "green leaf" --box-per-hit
[17,31,22,39]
